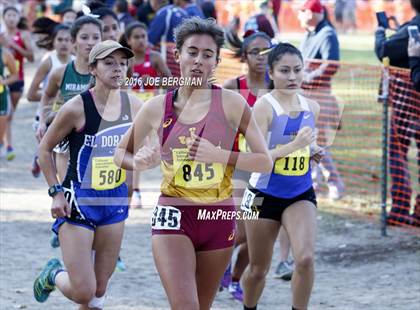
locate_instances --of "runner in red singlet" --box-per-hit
[2,6,34,160]
[123,21,171,208]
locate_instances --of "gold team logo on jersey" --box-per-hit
[178,127,196,145]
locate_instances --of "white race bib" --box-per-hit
[240,188,256,213]
[151,205,181,230]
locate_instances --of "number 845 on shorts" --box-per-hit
[151,205,181,230]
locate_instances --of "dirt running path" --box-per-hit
[0,93,419,310]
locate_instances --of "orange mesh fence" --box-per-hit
[302,60,384,204]
[386,67,420,227]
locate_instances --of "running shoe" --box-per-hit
[115,256,127,272]
[219,265,231,290]
[33,258,63,302]
[50,234,60,248]
[130,190,143,209]
[274,261,294,281]
[6,146,15,161]
[31,156,41,178]
[228,281,243,302]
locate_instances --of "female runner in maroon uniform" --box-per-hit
[115,17,272,309]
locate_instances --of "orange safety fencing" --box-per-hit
[160,43,419,229]
[386,66,420,227]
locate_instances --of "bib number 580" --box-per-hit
[151,205,181,230]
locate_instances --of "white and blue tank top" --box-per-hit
[249,93,315,199]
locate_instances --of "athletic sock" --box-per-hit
[244,305,257,310]
[50,268,65,286]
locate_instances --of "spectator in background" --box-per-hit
[407,37,420,227]
[334,0,345,32]
[342,0,356,33]
[201,0,216,20]
[147,1,188,45]
[86,0,107,11]
[137,0,166,27]
[298,0,345,200]
[375,0,420,68]
[130,0,143,17]
[271,0,281,32]
[408,37,420,91]
[51,0,72,15]
[105,0,117,7]
[115,0,135,31]
[244,1,276,39]
[174,0,204,18]
[375,0,420,226]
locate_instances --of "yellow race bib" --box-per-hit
[134,91,155,101]
[92,157,126,190]
[238,133,251,153]
[172,148,223,188]
[52,101,61,113]
[274,145,310,176]
[0,75,4,93]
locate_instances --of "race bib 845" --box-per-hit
[172,148,223,188]
[151,205,181,230]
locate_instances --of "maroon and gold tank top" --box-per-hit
[158,85,236,204]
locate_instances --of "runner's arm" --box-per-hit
[114,95,163,170]
[152,52,172,77]
[38,98,80,186]
[0,48,18,85]
[219,90,273,173]
[253,97,315,161]
[27,57,51,102]
[39,66,64,124]
[222,78,238,90]
[11,31,34,62]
